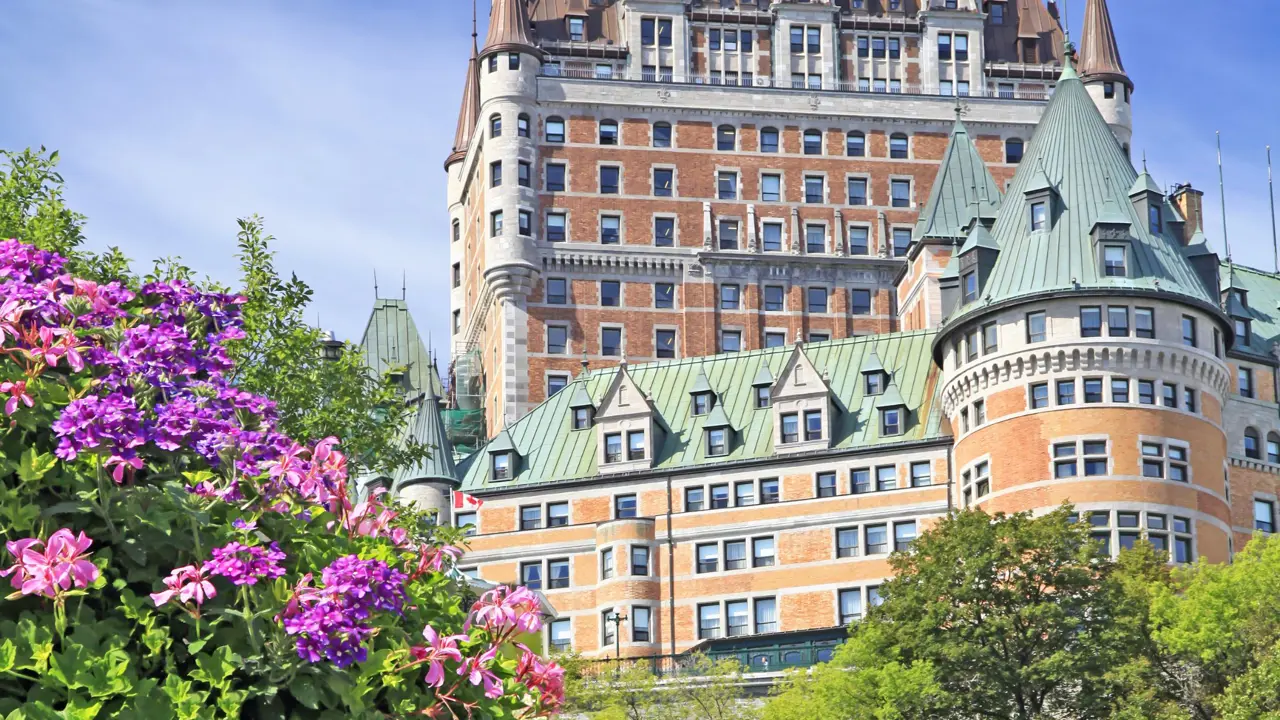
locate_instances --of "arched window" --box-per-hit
[1005,138,1024,164]
[889,133,909,159]
[760,127,779,153]
[1245,428,1261,459]
[489,114,502,138]
[846,131,865,157]
[652,122,672,148]
[545,116,565,143]
[599,120,618,145]
[803,129,822,155]
[517,113,530,138]
[1268,432,1280,463]
[716,124,736,151]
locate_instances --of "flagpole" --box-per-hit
[1268,145,1278,273]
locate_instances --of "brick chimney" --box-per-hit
[1170,183,1204,245]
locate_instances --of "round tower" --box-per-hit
[935,58,1234,565]
[1077,0,1133,154]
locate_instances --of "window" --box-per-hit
[1137,379,1156,405]
[600,166,620,194]
[804,409,823,441]
[725,540,747,571]
[807,287,828,313]
[697,543,719,573]
[545,116,565,143]
[544,163,566,193]
[1239,368,1255,398]
[655,329,676,359]
[760,127,779,153]
[631,545,649,575]
[548,559,570,589]
[893,228,912,257]
[521,562,542,590]
[954,33,968,61]
[1148,204,1162,234]
[1005,138,1024,163]
[1142,442,1189,482]
[1160,382,1178,409]
[779,413,800,444]
[753,597,778,634]
[804,176,824,204]
[817,472,837,498]
[1080,307,1102,338]
[629,606,651,642]
[803,130,822,155]
[547,502,569,527]
[760,222,783,252]
[684,487,705,512]
[488,113,502,138]
[604,433,623,464]
[982,322,998,353]
[849,289,872,316]
[568,17,585,41]
[756,285,784,313]
[866,524,889,554]
[706,428,728,457]
[1184,388,1198,413]
[871,465,894,492]
[1255,499,1276,533]
[973,399,986,424]
[546,324,569,355]
[1106,306,1130,337]
[488,210,504,237]
[601,327,623,356]
[1173,517,1194,563]
[546,376,570,400]
[881,407,903,436]
[991,3,1004,23]
[489,160,503,187]
[805,224,825,253]
[839,589,863,624]
[615,494,637,519]
[1103,246,1127,277]
[891,180,910,208]
[716,125,736,151]
[455,512,476,536]
[837,528,859,558]
[1056,379,1076,405]
[626,430,646,461]
[600,280,621,307]
[1127,307,1153,339]
[1236,318,1252,346]
[521,505,542,530]
[1245,428,1261,459]
[894,521,917,551]
[1181,315,1197,347]
[720,331,741,353]
[1054,440,1108,478]
[752,174,780,204]
[648,282,675,311]
[1111,378,1129,403]
[709,484,729,509]
[599,120,618,145]
[1030,201,1047,231]
[760,478,780,504]
[698,604,721,639]
[848,226,869,256]
[518,210,532,237]
[716,284,740,311]
[1026,311,1047,343]
[910,461,931,487]
[1030,382,1049,409]
[889,134,908,159]
[651,123,673,150]
[718,219,739,250]
[492,452,512,480]
[809,332,829,343]
[1084,378,1104,403]
[549,619,571,652]
[733,481,756,507]
[938,33,951,60]
[846,177,868,206]
[965,328,980,361]
[1268,433,1280,463]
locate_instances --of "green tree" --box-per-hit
[562,653,761,720]
[767,507,1149,720]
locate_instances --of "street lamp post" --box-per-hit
[607,612,627,663]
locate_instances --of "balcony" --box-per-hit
[539,66,1051,101]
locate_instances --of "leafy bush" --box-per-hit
[0,239,563,718]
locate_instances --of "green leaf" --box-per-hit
[62,695,102,720]
[0,640,13,673]
[186,639,207,655]
[290,675,321,710]
[192,646,241,691]
[17,446,57,483]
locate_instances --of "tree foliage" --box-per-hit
[561,653,760,720]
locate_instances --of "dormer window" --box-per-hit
[568,16,586,42]
[692,392,713,416]
[492,453,512,480]
[1236,318,1252,346]
[1103,246,1128,277]
[1149,205,1162,234]
[1235,289,1249,308]
[804,410,823,441]
[865,372,886,395]
[781,413,799,444]
[604,433,623,464]
[962,271,978,304]
[572,407,593,430]
[1030,202,1047,231]
[706,428,728,457]
[881,408,903,436]
[627,431,646,461]
[755,386,770,408]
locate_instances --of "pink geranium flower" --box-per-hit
[458,646,503,698]
[0,529,99,598]
[0,380,34,415]
[467,586,543,634]
[412,625,467,688]
[150,564,216,607]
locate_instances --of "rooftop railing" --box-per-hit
[540,66,1051,101]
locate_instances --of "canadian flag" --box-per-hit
[453,490,484,511]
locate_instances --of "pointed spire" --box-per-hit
[444,39,481,170]
[874,380,907,410]
[482,0,541,59]
[1078,0,1129,85]
[913,116,1003,243]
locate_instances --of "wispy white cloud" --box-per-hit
[0,0,475,348]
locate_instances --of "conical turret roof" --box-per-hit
[483,0,541,59]
[942,55,1218,330]
[394,380,460,490]
[913,117,1003,243]
[1078,0,1129,85]
[445,41,481,170]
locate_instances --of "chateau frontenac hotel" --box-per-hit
[357,0,1280,664]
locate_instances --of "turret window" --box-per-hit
[1181,316,1198,347]
[1104,246,1128,277]
[1026,311,1047,342]
[517,114,530,138]
[489,114,502,138]
[1080,306,1102,337]
[1030,202,1047,231]
[1269,433,1280,463]
[509,53,520,71]
[1108,307,1129,336]
[1135,307,1155,338]
[1104,82,1115,99]
[490,210,503,237]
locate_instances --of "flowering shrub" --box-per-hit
[0,239,562,718]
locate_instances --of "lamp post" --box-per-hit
[607,611,627,662]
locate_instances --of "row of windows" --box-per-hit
[543,278,880,315]
[1242,428,1280,461]
[542,325,839,363]
[1080,509,1194,563]
[1023,377,1199,414]
[836,521,916,558]
[696,537,775,573]
[539,206,913,256]
[685,478,780,511]
[698,597,779,640]
[815,462,933,498]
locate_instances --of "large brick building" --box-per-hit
[362,0,1280,663]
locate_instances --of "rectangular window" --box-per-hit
[518,160,531,187]
[1108,306,1129,337]
[1255,499,1276,533]
[720,330,741,353]
[1080,306,1102,337]
[1184,388,1197,413]
[1026,311,1047,343]
[697,543,719,573]
[546,278,567,304]
[548,559,570,589]
[890,180,910,208]
[837,528,859,558]
[1239,368,1255,398]
[804,409,823,441]
[1030,382,1049,409]
[938,33,952,60]
[717,171,738,200]
[698,604,721,639]
[548,375,568,397]
[521,505,542,531]
[518,210,532,236]
[1162,383,1178,409]
[1057,379,1076,405]
[627,430,646,461]
[490,210,503,237]
[653,168,673,197]
[974,399,986,425]
[1135,307,1155,338]
[764,285,785,312]
[725,540,747,570]
[805,176,824,203]
[848,226,869,255]
[1112,378,1130,403]
[546,163,566,191]
[631,545,649,575]
[762,223,783,252]
[656,329,676,359]
[685,487,705,512]
[1084,378,1104,403]
[754,597,777,634]
[652,216,675,247]
[839,589,863,624]
[632,606,651,642]
[865,524,889,554]
[546,212,567,242]
[982,322,998,353]
[600,166,620,194]
[847,178,867,205]
[654,282,675,309]
[489,161,503,187]
[852,468,871,494]
[1053,443,1078,478]
[710,484,730,509]
[615,494,637,519]
[718,219,739,250]
[601,327,622,356]
[599,215,620,244]
[1030,202,1046,231]
[1138,380,1156,405]
[876,466,897,492]
[548,502,569,527]
[550,618,572,652]
[817,472,837,498]
[600,280,620,306]
[894,521,917,551]
[760,478,780,504]
[893,228,912,257]
[734,481,756,507]
[521,562,542,590]
[806,224,825,253]
[962,272,978,304]
[761,174,781,202]
[726,600,749,637]
[851,289,872,315]
[1104,246,1127,277]
[910,461,931,487]
[807,287,828,313]
[1181,315,1197,347]
[456,512,477,536]
[604,433,622,464]
[547,325,568,354]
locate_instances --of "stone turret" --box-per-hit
[1078,0,1133,152]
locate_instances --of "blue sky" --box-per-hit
[1,1,1277,348]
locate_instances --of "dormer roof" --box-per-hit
[690,368,715,395]
[595,364,653,420]
[772,344,830,401]
[1128,170,1162,198]
[1093,197,1133,228]
[751,363,775,387]
[487,427,517,455]
[703,404,734,431]
[874,381,908,410]
[860,350,885,375]
[913,118,1003,243]
[959,223,999,255]
[568,384,595,409]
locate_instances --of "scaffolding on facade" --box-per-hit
[445,349,485,457]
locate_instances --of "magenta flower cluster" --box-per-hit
[0,529,99,599]
[279,555,408,668]
[204,541,287,586]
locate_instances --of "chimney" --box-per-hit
[1170,183,1204,245]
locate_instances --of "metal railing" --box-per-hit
[574,642,840,679]
[539,66,1051,101]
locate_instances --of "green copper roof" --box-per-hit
[1128,170,1162,197]
[1093,198,1133,227]
[359,298,444,397]
[459,331,946,491]
[703,404,734,430]
[959,223,999,255]
[1218,262,1280,359]
[860,350,885,375]
[690,369,715,395]
[393,385,459,490]
[568,384,595,409]
[751,364,775,387]
[487,428,517,454]
[874,381,907,409]
[912,119,1002,242]
[947,70,1217,323]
